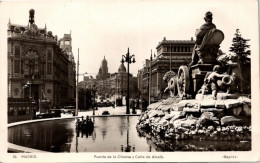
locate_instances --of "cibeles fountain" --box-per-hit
[137,12,251,143]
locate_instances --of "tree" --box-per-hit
[229,29,251,94]
[229,29,251,64]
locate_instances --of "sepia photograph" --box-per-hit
[0,0,259,162]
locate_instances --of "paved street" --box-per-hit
[78,106,141,117]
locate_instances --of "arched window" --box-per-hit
[14,46,20,73]
[25,50,38,76]
[47,49,52,75]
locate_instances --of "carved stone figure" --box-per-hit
[198,65,236,99]
[189,11,224,67]
[163,71,177,97]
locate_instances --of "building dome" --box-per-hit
[118,63,126,73]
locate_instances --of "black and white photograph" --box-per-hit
[0,0,259,162]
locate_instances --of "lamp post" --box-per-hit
[76,48,79,116]
[82,73,88,110]
[76,70,88,115]
[121,48,136,114]
[91,84,97,116]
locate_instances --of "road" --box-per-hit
[78,106,142,117]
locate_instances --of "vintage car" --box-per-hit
[102,110,110,115]
[49,109,62,118]
[35,113,52,119]
[61,106,76,116]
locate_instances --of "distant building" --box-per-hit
[138,37,195,100]
[80,57,138,101]
[59,33,76,104]
[96,56,110,80]
[7,9,76,109]
[110,63,129,98]
[110,63,138,100]
[137,59,151,99]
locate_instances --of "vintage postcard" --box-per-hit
[0,0,259,162]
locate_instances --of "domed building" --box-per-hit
[110,63,137,99]
[118,63,126,73]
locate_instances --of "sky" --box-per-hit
[0,0,258,81]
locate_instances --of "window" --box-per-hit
[26,107,30,114]
[65,41,70,45]
[47,49,52,75]
[13,108,17,115]
[8,107,14,116]
[15,46,20,58]
[17,107,22,115]
[14,60,20,73]
[47,62,52,75]
[47,49,52,61]
[21,61,24,74]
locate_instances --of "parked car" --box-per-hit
[97,102,106,107]
[102,110,110,115]
[61,106,76,116]
[49,109,62,117]
[105,100,114,107]
[35,113,52,119]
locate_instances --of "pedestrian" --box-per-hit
[142,98,148,112]
[132,99,136,114]
[136,98,140,109]
[130,98,133,109]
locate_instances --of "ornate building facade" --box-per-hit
[110,63,138,99]
[138,37,195,100]
[7,9,76,108]
[59,33,76,103]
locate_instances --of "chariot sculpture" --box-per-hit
[165,12,230,98]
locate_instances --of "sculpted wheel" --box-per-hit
[177,66,190,97]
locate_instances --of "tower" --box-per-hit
[102,56,108,74]
[60,33,73,59]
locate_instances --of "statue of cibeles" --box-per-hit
[163,71,177,97]
[198,65,236,99]
[189,11,224,67]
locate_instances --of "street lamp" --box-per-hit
[76,47,91,116]
[76,71,88,116]
[26,81,32,99]
[121,48,136,114]
[91,84,97,115]
[81,72,88,110]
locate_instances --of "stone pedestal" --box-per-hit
[196,93,238,101]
